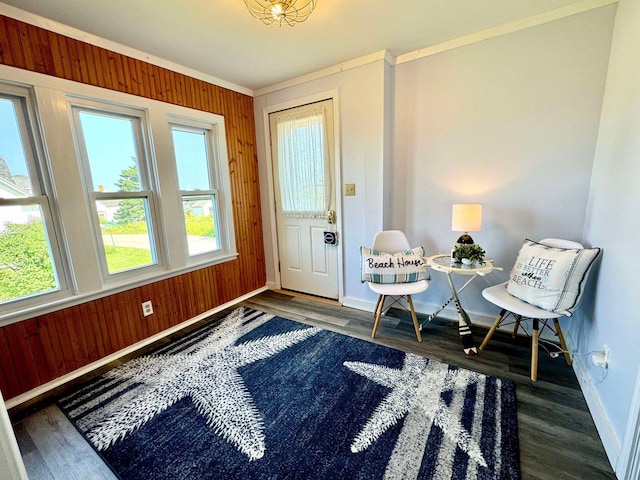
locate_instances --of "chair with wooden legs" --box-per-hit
[367,230,429,342]
[479,238,590,381]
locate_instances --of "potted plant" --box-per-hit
[453,243,486,265]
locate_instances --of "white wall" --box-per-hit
[579,0,640,473]
[255,6,616,318]
[392,5,616,319]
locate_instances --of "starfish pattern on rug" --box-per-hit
[79,309,322,460]
[344,353,487,479]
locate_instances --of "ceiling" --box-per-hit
[1,0,595,93]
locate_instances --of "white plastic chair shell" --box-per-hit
[367,230,428,342]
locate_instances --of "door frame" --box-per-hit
[261,90,343,301]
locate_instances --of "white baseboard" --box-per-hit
[341,295,496,327]
[340,296,374,312]
[565,330,620,472]
[5,286,269,410]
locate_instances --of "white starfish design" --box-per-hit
[77,309,321,460]
[344,354,487,478]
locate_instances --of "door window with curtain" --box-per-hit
[275,104,330,218]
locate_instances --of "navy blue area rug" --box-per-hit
[58,307,520,479]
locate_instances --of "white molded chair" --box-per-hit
[479,238,583,381]
[368,230,428,342]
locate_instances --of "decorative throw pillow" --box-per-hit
[360,246,429,284]
[506,239,601,316]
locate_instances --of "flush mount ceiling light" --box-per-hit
[243,0,317,26]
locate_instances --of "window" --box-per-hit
[0,69,237,323]
[170,119,229,259]
[71,103,161,277]
[0,85,67,306]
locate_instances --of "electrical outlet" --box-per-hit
[142,301,153,316]
[592,345,609,369]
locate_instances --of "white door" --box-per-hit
[270,100,338,299]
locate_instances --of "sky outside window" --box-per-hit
[172,128,211,190]
[79,111,140,191]
[0,99,30,188]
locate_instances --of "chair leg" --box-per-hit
[371,295,385,339]
[373,294,383,319]
[480,309,507,350]
[531,318,539,381]
[407,295,423,343]
[512,314,522,338]
[553,318,572,366]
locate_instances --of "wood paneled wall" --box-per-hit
[0,15,265,401]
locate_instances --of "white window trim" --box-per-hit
[0,64,238,326]
[0,83,73,312]
[169,115,236,264]
[69,99,167,282]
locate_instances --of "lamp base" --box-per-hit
[455,233,474,244]
[451,233,475,263]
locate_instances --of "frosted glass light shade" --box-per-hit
[452,204,483,232]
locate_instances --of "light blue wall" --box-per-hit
[578,0,640,472]
[391,6,616,323]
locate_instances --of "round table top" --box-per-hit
[427,254,495,276]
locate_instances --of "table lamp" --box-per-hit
[452,204,482,245]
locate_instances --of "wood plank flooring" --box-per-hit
[11,291,616,480]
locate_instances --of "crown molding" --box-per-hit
[0,2,253,97]
[395,0,618,65]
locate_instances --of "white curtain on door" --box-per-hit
[275,105,330,218]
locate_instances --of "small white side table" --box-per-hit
[421,254,499,354]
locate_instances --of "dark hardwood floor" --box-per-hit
[11,291,616,479]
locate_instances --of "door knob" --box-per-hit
[323,209,336,224]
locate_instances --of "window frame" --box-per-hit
[69,99,166,282]
[0,82,72,312]
[169,115,236,264]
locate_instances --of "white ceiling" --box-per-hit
[1,0,600,93]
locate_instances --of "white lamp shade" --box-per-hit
[452,204,483,232]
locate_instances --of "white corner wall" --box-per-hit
[578,0,640,474]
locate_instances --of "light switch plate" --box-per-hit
[345,183,356,196]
